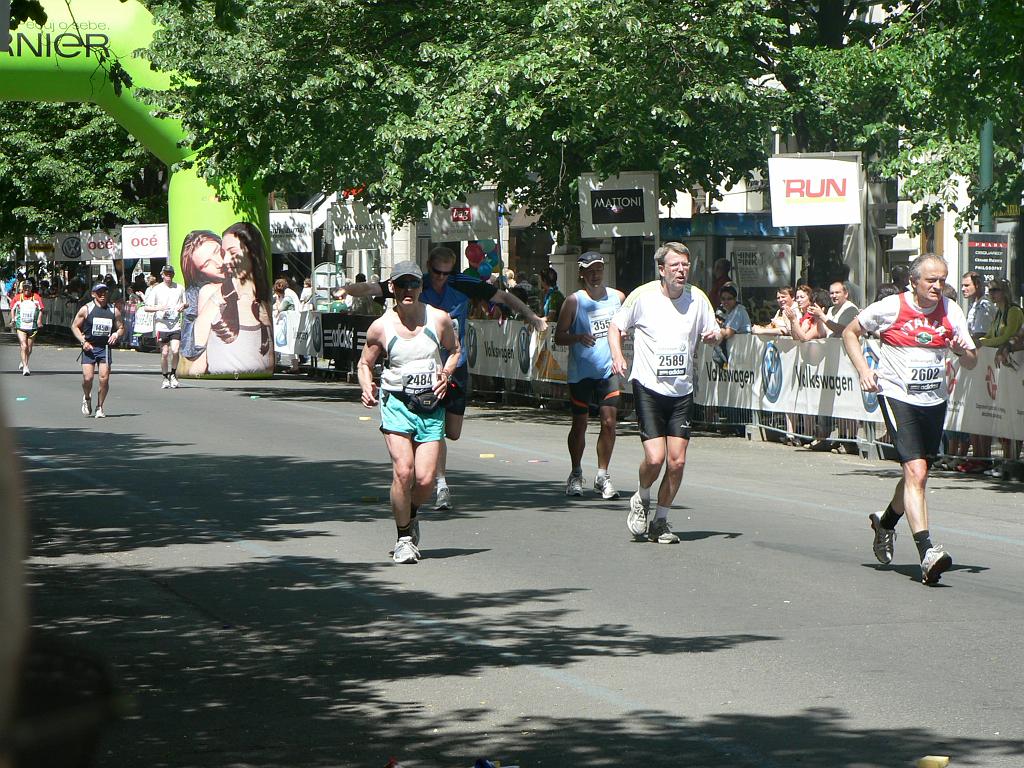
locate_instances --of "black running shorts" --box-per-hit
[632,381,693,442]
[878,395,947,464]
[443,364,470,416]
[568,376,621,416]
[156,330,182,344]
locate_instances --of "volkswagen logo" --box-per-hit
[61,236,82,260]
[311,315,323,354]
[861,343,880,413]
[466,324,478,368]
[760,341,783,403]
[517,326,531,374]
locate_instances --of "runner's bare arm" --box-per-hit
[554,294,591,347]
[842,317,878,392]
[357,322,385,407]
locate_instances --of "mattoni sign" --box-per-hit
[578,172,659,238]
[767,156,862,227]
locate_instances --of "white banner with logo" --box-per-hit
[578,171,659,239]
[945,351,1024,441]
[697,336,882,422]
[465,318,535,381]
[53,232,84,262]
[121,224,169,262]
[328,200,390,251]
[768,157,861,227]
[273,309,300,355]
[428,190,499,242]
[81,230,121,260]
[270,211,314,254]
[294,311,323,357]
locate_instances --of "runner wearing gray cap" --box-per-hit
[554,252,626,499]
[71,283,124,419]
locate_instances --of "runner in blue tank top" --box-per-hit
[71,283,124,419]
[344,246,546,510]
[554,252,626,500]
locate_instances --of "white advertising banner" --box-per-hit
[726,239,793,288]
[53,232,84,262]
[696,336,883,422]
[121,224,169,262]
[579,171,659,239]
[328,200,390,251]
[294,311,323,358]
[768,157,861,227]
[465,318,535,381]
[270,210,314,254]
[81,230,121,260]
[274,308,300,355]
[428,191,499,242]
[945,350,1024,441]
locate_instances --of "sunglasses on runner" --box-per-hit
[430,267,454,277]
[393,278,422,290]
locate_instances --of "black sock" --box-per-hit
[913,529,933,561]
[397,523,414,539]
[164,372,171,379]
[880,504,902,530]
[410,505,418,519]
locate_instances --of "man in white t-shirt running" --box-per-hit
[843,253,977,585]
[608,242,723,544]
[144,265,187,389]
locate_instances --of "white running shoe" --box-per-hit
[434,486,452,510]
[18,362,23,371]
[392,536,421,564]
[565,473,584,496]
[22,367,30,376]
[170,374,180,389]
[594,475,619,499]
[94,407,106,419]
[81,396,92,417]
[627,492,650,538]
[161,378,171,390]
[921,545,952,585]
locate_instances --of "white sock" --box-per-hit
[638,484,652,504]
[596,468,608,480]
[436,476,448,490]
[655,505,671,521]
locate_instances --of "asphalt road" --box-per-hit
[6,338,1024,768]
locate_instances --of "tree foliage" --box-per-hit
[0,103,167,253]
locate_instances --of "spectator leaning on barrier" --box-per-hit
[789,284,826,341]
[752,286,795,336]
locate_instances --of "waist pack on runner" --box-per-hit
[393,389,442,414]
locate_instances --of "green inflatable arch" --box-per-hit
[0,0,268,273]
[2,0,274,377]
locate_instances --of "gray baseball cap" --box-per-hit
[389,261,424,281]
[578,251,605,267]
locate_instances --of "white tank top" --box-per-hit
[380,306,444,394]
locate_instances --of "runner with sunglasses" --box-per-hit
[346,246,547,509]
[358,261,460,563]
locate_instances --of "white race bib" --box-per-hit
[402,358,437,394]
[655,344,688,378]
[91,317,113,337]
[588,308,614,340]
[905,350,942,393]
[17,303,39,329]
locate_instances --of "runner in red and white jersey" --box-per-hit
[843,254,977,585]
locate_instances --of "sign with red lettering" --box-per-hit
[768,156,862,227]
[428,191,499,241]
[121,223,169,261]
[81,230,121,260]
